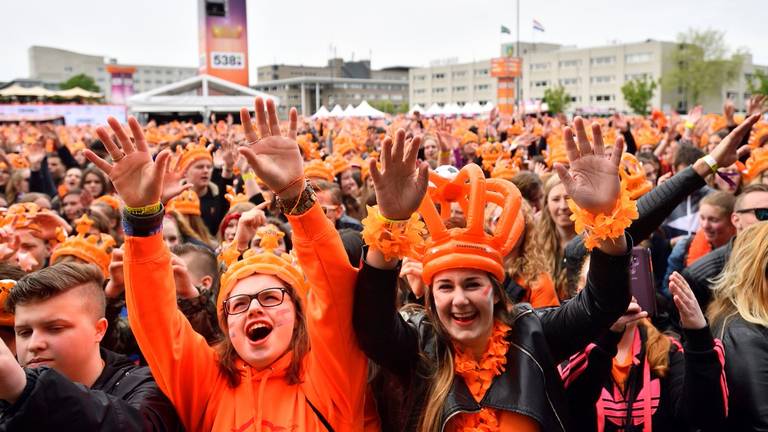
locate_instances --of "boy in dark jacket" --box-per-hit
[0,262,180,431]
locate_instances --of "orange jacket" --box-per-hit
[124,203,371,432]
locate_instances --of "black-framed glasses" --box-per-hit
[735,207,768,221]
[223,288,287,315]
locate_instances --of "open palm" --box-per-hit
[239,97,303,198]
[554,117,623,214]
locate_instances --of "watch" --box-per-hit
[277,180,317,216]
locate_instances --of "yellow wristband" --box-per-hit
[376,211,410,224]
[124,202,162,216]
[241,171,256,181]
[685,121,695,129]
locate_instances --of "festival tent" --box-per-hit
[480,102,495,113]
[409,104,425,115]
[342,104,357,117]
[352,100,386,118]
[0,84,56,98]
[459,102,480,116]
[328,104,344,117]
[127,74,277,118]
[56,87,103,99]
[442,103,462,116]
[312,106,331,119]
[424,103,444,117]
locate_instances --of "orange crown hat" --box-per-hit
[94,195,122,211]
[176,137,213,173]
[708,115,728,134]
[166,190,201,216]
[418,163,525,284]
[748,122,768,149]
[297,133,321,161]
[620,153,654,199]
[506,123,524,137]
[491,157,521,181]
[225,185,249,207]
[349,155,366,169]
[333,136,358,158]
[327,154,351,176]
[6,153,30,170]
[634,127,663,149]
[741,147,768,184]
[1,203,71,245]
[0,279,14,327]
[651,109,668,129]
[476,141,507,171]
[217,224,308,325]
[303,159,335,182]
[50,214,116,277]
[544,144,569,168]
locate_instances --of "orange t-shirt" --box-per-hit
[518,273,560,309]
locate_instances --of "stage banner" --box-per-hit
[0,104,127,125]
[198,0,249,86]
[106,66,136,105]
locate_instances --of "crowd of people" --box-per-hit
[0,92,766,431]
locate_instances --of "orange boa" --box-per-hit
[452,321,511,431]
[685,229,712,267]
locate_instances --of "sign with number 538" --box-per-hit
[211,52,245,70]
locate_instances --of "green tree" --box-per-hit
[621,77,657,115]
[397,102,410,114]
[747,70,768,95]
[370,100,396,114]
[543,85,571,114]
[662,29,746,109]
[60,73,101,92]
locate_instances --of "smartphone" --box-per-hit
[630,247,657,316]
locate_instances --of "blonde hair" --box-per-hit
[535,176,569,298]
[506,201,547,286]
[707,221,768,327]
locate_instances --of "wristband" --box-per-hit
[375,211,410,225]
[685,121,695,130]
[701,155,719,175]
[241,171,256,181]
[124,202,162,216]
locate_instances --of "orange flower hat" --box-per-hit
[333,136,358,158]
[418,163,525,284]
[620,153,653,199]
[327,154,351,176]
[490,157,520,181]
[748,122,768,149]
[0,280,15,327]
[303,159,335,182]
[50,214,116,277]
[634,127,663,149]
[476,141,507,171]
[225,185,249,208]
[217,224,308,325]
[297,133,321,161]
[94,195,122,211]
[166,189,201,216]
[0,202,71,245]
[741,147,768,184]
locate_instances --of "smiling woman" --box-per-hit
[354,118,634,432]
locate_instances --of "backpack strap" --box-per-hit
[305,396,335,432]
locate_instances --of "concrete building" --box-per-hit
[411,40,767,114]
[253,59,410,116]
[28,46,198,101]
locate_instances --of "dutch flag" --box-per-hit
[533,19,545,32]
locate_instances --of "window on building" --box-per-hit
[530,62,550,71]
[391,94,404,101]
[64,66,73,73]
[624,73,651,82]
[415,89,426,94]
[533,80,549,88]
[452,71,467,78]
[559,59,582,68]
[433,87,446,94]
[414,75,426,81]
[155,80,163,84]
[559,77,579,86]
[474,69,490,76]
[432,73,446,79]
[590,75,615,84]
[474,84,490,91]
[625,53,652,64]
[589,94,615,102]
[453,86,467,92]
[590,56,616,66]
[569,96,581,103]
[726,91,738,100]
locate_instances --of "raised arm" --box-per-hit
[85,117,219,427]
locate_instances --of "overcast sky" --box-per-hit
[1,0,765,83]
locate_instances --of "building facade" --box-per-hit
[254,58,409,115]
[411,40,767,114]
[28,46,198,101]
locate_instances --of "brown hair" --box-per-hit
[214,282,311,388]
[5,169,28,204]
[535,176,570,298]
[7,262,105,318]
[314,180,343,205]
[17,192,52,208]
[511,171,544,205]
[166,210,216,248]
[638,319,671,378]
[735,184,768,210]
[419,276,512,432]
[506,201,548,286]
[700,191,736,216]
[80,167,112,197]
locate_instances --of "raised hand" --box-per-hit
[435,117,458,151]
[400,257,425,299]
[104,248,125,299]
[160,160,192,205]
[234,203,268,251]
[723,98,736,126]
[554,117,624,215]
[85,116,171,208]
[0,335,26,403]
[612,112,629,133]
[370,129,430,220]
[746,94,768,117]
[610,299,648,333]
[708,113,761,168]
[238,98,303,200]
[669,272,706,330]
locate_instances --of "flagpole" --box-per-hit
[515,0,520,107]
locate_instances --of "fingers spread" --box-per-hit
[591,122,605,156]
[288,108,298,140]
[266,98,281,136]
[574,117,593,156]
[240,108,257,140]
[553,163,574,190]
[254,97,270,138]
[380,136,393,174]
[96,126,123,160]
[128,117,148,153]
[84,149,112,175]
[610,135,625,167]
[563,127,580,163]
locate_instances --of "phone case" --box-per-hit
[630,247,657,316]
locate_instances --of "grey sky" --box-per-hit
[1,0,765,83]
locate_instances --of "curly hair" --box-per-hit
[534,176,570,298]
[505,201,548,286]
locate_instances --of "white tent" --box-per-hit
[459,102,479,116]
[328,104,344,117]
[442,103,462,116]
[409,104,425,115]
[352,101,386,118]
[0,84,56,97]
[480,102,495,113]
[342,104,356,117]
[127,74,277,116]
[424,103,444,117]
[312,106,330,119]
[56,87,103,99]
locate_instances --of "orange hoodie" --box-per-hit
[124,203,372,432]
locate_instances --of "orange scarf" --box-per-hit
[452,320,511,431]
[685,229,712,267]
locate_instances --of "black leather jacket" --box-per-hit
[354,239,632,431]
[711,314,768,431]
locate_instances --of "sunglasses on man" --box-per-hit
[735,207,768,221]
